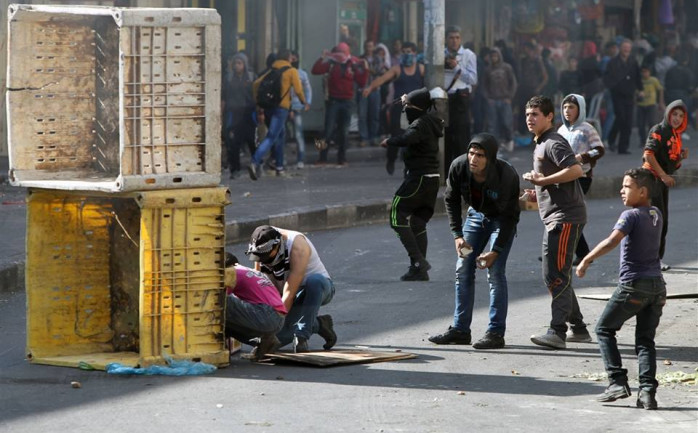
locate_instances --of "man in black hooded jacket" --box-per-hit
[429,133,520,349]
[381,87,443,281]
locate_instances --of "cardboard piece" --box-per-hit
[263,349,417,367]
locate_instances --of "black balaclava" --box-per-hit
[404,87,432,123]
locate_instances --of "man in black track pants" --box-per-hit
[381,87,444,281]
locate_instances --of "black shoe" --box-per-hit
[400,266,429,281]
[597,383,631,402]
[428,326,472,345]
[250,334,281,361]
[473,331,505,349]
[400,259,431,281]
[386,160,395,175]
[317,315,337,350]
[247,163,260,181]
[293,336,309,353]
[636,389,658,410]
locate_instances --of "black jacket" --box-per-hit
[444,134,521,253]
[603,55,642,97]
[386,112,443,176]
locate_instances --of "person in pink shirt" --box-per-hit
[224,253,287,361]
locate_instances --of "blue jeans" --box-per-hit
[453,209,514,337]
[253,107,289,169]
[486,99,514,142]
[321,98,352,164]
[291,110,306,163]
[225,295,285,345]
[595,277,666,391]
[358,90,380,142]
[277,274,335,346]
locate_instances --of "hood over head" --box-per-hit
[467,133,499,166]
[582,41,597,58]
[375,42,391,68]
[560,93,587,129]
[336,42,351,55]
[662,99,688,133]
[489,47,502,65]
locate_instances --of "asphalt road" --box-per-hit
[1,189,696,432]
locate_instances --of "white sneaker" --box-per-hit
[296,162,304,169]
[660,262,671,271]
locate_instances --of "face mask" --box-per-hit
[404,106,423,123]
[401,53,416,66]
[261,241,289,281]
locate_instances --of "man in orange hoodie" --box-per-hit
[642,100,689,270]
[249,49,308,180]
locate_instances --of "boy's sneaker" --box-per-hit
[473,331,505,349]
[317,315,337,350]
[660,262,671,271]
[530,331,566,349]
[428,326,471,345]
[596,383,631,402]
[296,161,304,169]
[566,329,593,343]
[275,168,286,177]
[636,389,658,410]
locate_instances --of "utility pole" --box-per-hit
[423,0,447,179]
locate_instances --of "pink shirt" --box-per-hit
[227,266,287,315]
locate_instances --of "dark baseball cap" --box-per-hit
[245,225,282,262]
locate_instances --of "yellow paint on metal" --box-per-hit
[26,187,229,370]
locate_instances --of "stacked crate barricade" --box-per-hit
[6,4,230,370]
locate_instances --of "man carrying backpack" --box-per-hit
[249,49,309,180]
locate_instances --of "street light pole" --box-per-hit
[423,0,447,179]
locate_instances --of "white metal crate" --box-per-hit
[6,4,221,192]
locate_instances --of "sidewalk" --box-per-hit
[2,128,697,293]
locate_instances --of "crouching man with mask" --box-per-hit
[245,225,337,353]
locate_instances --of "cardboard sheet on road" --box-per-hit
[579,292,697,301]
[264,349,417,367]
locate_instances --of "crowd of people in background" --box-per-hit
[221,31,697,180]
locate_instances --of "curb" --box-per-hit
[1,170,696,294]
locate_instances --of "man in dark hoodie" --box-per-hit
[483,47,518,152]
[428,133,520,349]
[381,87,443,281]
[642,100,689,271]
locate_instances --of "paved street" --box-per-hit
[1,189,696,432]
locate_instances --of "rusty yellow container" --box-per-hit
[25,187,231,370]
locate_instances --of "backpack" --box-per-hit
[256,66,291,109]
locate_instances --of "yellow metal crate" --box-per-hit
[25,187,231,370]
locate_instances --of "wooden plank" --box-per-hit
[579,292,698,301]
[263,349,417,368]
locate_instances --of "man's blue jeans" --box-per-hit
[486,99,514,142]
[358,90,380,143]
[253,107,289,169]
[321,98,352,164]
[291,110,306,163]
[453,209,514,337]
[595,277,666,391]
[277,274,335,346]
